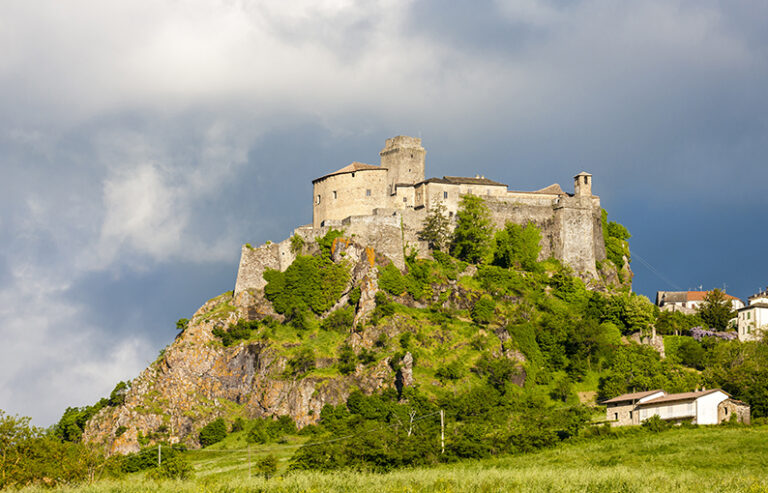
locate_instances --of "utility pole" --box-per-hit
[440,409,445,455]
[158,444,161,467]
[248,445,251,478]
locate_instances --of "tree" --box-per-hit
[451,195,493,263]
[697,289,735,331]
[198,418,227,447]
[701,289,736,331]
[493,222,541,271]
[257,454,279,479]
[418,201,451,251]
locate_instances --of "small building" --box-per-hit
[656,290,744,315]
[603,390,665,426]
[603,389,750,426]
[737,288,768,342]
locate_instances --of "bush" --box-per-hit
[198,418,227,447]
[321,306,354,333]
[287,348,316,377]
[379,263,406,295]
[436,360,465,381]
[642,415,670,432]
[148,455,193,480]
[451,195,493,263]
[471,295,495,325]
[231,417,246,433]
[337,344,357,375]
[264,255,350,316]
[257,454,279,479]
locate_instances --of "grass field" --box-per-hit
[21,426,768,492]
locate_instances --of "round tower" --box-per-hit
[380,136,426,194]
[574,172,592,197]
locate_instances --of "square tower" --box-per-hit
[380,136,426,194]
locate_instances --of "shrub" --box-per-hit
[198,418,227,447]
[175,318,189,331]
[148,455,193,480]
[257,454,278,479]
[316,229,345,259]
[337,344,357,375]
[230,417,246,433]
[471,295,495,325]
[379,263,406,295]
[348,286,361,306]
[115,426,127,437]
[642,415,670,432]
[287,348,316,377]
[321,306,354,333]
[436,360,465,381]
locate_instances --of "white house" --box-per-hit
[737,288,768,342]
[603,389,750,426]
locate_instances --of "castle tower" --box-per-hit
[574,172,592,197]
[380,136,426,194]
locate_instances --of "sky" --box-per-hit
[1,0,767,426]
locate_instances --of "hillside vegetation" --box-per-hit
[3,199,768,489]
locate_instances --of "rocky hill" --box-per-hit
[83,226,633,455]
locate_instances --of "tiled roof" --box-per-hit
[313,162,385,182]
[601,390,664,404]
[637,389,727,406]
[533,183,565,195]
[685,291,741,302]
[442,176,507,187]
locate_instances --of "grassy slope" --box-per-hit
[23,426,768,492]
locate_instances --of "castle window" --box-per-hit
[352,173,355,178]
[333,191,337,199]
[366,189,371,197]
[316,195,321,204]
[443,191,448,199]
[403,197,407,203]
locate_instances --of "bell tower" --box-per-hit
[574,172,592,197]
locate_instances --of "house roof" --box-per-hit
[637,389,728,406]
[441,176,508,187]
[657,291,742,305]
[533,183,565,195]
[602,390,664,404]
[739,302,768,311]
[313,162,385,182]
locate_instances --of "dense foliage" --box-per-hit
[696,288,735,331]
[451,195,493,263]
[601,209,631,269]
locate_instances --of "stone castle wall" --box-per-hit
[235,193,605,296]
[312,168,388,228]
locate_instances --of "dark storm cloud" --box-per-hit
[2,0,768,424]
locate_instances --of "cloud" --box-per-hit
[1,0,768,425]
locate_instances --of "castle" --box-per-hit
[235,136,607,295]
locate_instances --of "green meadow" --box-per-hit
[20,426,768,492]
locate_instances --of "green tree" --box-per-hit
[601,209,631,268]
[418,201,451,251]
[451,195,493,263]
[257,454,279,479]
[198,418,227,447]
[493,222,541,271]
[175,318,189,331]
[697,289,735,331]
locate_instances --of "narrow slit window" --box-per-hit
[333,191,337,199]
[366,189,371,197]
[443,191,448,199]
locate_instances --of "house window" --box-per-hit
[725,407,729,415]
[333,191,337,199]
[443,191,448,199]
[352,172,355,178]
[403,197,407,203]
[630,411,633,420]
[366,189,371,196]
[316,195,321,204]
[614,413,618,421]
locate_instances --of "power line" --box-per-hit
[631,252,682,291]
